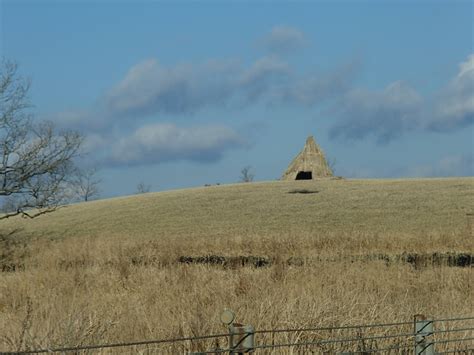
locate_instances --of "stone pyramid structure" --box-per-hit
[281,136,333,180]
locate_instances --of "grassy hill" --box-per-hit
[1,177,473,352]
[5,177,474,250]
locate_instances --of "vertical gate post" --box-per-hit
[220,309,254,354]
[414,314,434,355]
[229,324,254,354]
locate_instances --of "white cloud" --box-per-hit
[99,55,353,120]
[329,81,422,143]
[279,62,357,106]
[103,57,294,117]
[429,54,474,130]
[458,54,474,78]
[81,133,109,154]
[104,59,240,117]
[108,123,244,166]
[239,56,290,102]
[329,53,474,143]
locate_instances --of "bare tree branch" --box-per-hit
[0,59,83,218]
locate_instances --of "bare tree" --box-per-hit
[73,166,101,202]
[240,166,255,183]
[0,60,82,219]
[136,182,151,194]
[327,156,337,175]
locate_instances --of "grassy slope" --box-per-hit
[1,178,474,351]
[6,177,474,238]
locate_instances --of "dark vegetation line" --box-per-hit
[2,252,472,273]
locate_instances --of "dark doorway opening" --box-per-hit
[295,171,312,180]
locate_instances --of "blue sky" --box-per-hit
[1,0,473,198]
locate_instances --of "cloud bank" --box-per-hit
[101,55,350,119]
[108,123,243,166]
[329,54,474,144]
[51,29,356,168]
[329,81,422,143]
[429,54,474,131]
[104,59,241,117]
[49,25,473,168]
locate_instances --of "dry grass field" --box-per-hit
[1,177,473,353]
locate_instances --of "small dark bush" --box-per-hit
[288,189,319,194]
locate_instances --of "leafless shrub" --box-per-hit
[136,182,152,194]
[240,166,254,182]
[71,166,101,202]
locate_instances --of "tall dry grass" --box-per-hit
[1,232,472,353]
[1,178,473,353]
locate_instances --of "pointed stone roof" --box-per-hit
[281,136,333,180]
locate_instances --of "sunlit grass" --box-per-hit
[1,177,473,352]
